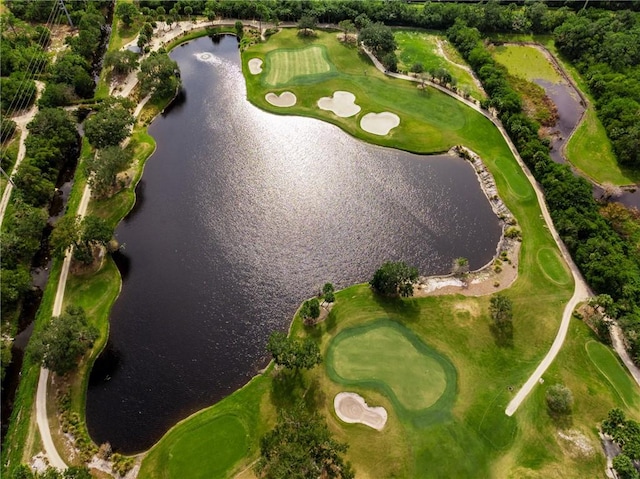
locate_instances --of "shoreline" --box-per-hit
[415,146,520,298]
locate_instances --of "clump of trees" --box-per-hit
[299,298,320,325]
[50,214,113,265]
[30,306,98,376]
[266,332,322,372]
[545,384,573,416]
[297,15,317,36]
[84,145,133,199]
[84,98,135,149]
[358,22,398,72]
[370,261,418,297]
[323,282,335,303]
[255,406,354,479]
[602,408,640,479]
[138,51,181,100]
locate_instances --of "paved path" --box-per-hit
[610,324,640,387]
[362,47,593,415]
[0,81,45,229]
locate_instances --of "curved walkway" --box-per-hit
[363,47,593,415]
[0,81,45,229]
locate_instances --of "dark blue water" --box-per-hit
[86,36,501,453]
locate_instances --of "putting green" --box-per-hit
[167,414,247,478]
[263,45,333,87]
[326,320,456,412]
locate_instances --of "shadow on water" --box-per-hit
[111,250,131,282]
[123,180,145,223]
[89,342,121,386]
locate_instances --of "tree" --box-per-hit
[489,294,513,324]
[256,407,354,479]
[234,20,244,39]
[266,332,322,372]
[297,15,317,36]
[451,256,469,276]
[115,2,138,28]
[323,282,335,303]
[138,52,181,100]
[338,19,355,42]
[299,298,321,324]
[104,50,139,77]
[358,22,396,54]
[84,99,134,149]
[30,306,98,376]
[183,5,193,21]
[369,261,418,297]
[85,146,132,198]
[613,455,639,479]
[381,52,398,72]
[1,266,32,305]
[545,383,573,415]
[411,62,424,74]
[50,214,113,264]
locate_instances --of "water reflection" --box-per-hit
[86,35,502,452]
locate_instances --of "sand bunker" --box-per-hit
[248,58,263,75]
[265,91,297,107]
[334,392,387,430]
[317,91,361,118]
[360,112,400,135]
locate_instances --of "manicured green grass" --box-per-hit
[326,320,455,411]
[586,341,640,410]
[537,247,572,285]
[139,375,272,479]
[493,44,562,83]
[394,29,485,100]
[263,45,333,87]
[566,108,640,185]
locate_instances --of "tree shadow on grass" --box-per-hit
[270,369,325,413]
[548,410,574,430]
[371,294,422,323]
[490,320,514,348]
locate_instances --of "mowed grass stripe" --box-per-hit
[264,46,332,86]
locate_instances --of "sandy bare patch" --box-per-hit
[557,430,595,458]
[334,392,387,430]
[265,91,297,107]
[248,58,263,75]
[360,112,400,135]
[317,91,361,118]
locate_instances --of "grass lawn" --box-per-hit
[394,29,485,101]
[263,45,333,86]
[566,107,640,185]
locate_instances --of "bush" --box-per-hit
[546,384,573,415]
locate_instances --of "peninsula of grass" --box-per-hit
[394,29,485,100]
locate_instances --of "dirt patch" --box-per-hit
[557,430,595,458]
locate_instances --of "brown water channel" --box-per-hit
[85,35,502,452]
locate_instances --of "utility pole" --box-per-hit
[58,0,73,27]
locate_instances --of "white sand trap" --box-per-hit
[317,91,361,118]
[420,277,465,293]
[265,91,296,107]
[334,392,387,430]
[248,58,263,75]
[360,112,400,136]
